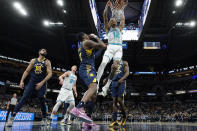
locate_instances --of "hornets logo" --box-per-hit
[34,63,43,74]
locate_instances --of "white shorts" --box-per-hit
[56,88,75,103]
[103,44,123,62]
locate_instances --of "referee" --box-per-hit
[6,93,18,121]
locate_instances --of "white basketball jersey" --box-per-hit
[107,27,123,45]
[61,71,77,90]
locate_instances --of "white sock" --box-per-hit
[103,79,112,92]
[68,114,71,121]
[64,114,68,120]
[50,114,54,119]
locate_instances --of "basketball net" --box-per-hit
[110,0,116,6]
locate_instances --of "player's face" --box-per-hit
[72,66,77,72]
[13,93,17,98]
[39,49,47,57]
[83,34,89,40]
[109,18,117,28]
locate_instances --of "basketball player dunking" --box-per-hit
[97,1,125,93]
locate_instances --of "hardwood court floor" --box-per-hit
[1,121,197,131]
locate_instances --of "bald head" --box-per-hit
[71,65,77,72]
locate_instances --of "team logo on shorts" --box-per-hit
[90,73,94,77]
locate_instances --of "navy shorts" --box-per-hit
[111,80,125,97]
[24,79,46,98]
[79,65,97,87]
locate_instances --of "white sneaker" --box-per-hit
[6,117,14,127]
[60,116,68,125]
[102,90,107,97]
[61,119,65,123]
[41,118,48,126]
[98,92,104,96]
[67,120,72,125]
[47,118,52,125]
[98,90,107,97]
[60,121,66,126]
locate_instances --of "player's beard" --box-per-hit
[40,53,47,57]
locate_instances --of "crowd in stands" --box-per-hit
[92,102,197,122]
[1,94,197,122]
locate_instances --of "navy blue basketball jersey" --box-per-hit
[31,58,47,82]
[78,42,97,87]
[78,43,95,68]
[113,61,125,81]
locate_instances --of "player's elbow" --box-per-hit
[24,70,30,75]
[48,71,52,78]
[58,76,63,81]
[126,72,130,77]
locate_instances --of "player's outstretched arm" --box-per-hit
[40,60,52,84]
[20,59,34,89]
[119,14,125,31]
[104,1,110,33]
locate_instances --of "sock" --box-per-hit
[76,101,85,109]
[103,79,112,92]
[113,112,118,121]
[67,114,71,121]
[64,114,68,120]
[50,114,54,119]
[87,101,95,118]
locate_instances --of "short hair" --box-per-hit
[39,48,47,52]
[72,65,77,68]
[77,32,85,42]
